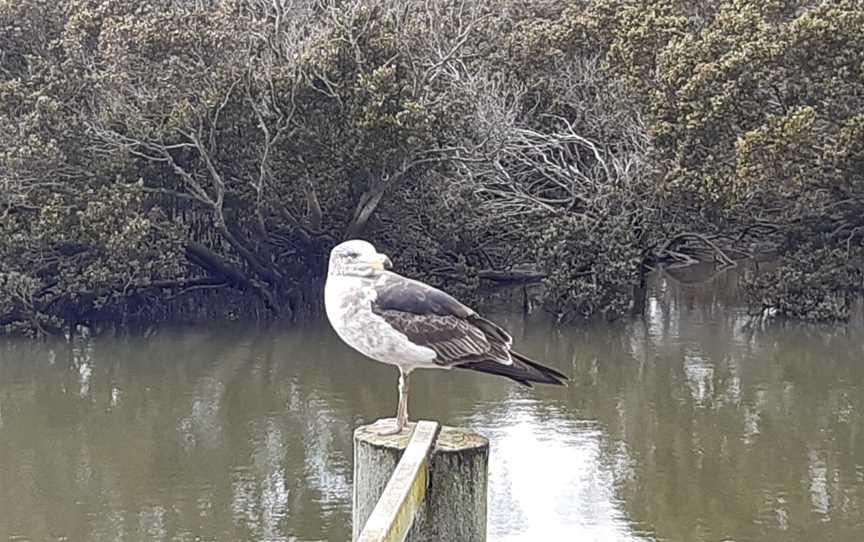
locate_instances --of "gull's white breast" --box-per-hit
[324,275,437,369]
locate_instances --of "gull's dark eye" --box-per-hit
[346,251,359,259]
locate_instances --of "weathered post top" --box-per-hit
[354,420,489,453]
[353,419,490,542]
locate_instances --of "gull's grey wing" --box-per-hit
[371,309,509,366]
[371,272,513,366]
[373,273,473,317]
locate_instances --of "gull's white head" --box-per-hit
[328,239,392,277]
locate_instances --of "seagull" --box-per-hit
[324,239,567,435]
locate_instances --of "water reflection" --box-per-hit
[481,408,649,541]
[0,271,863,542]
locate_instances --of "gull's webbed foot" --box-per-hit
[370,417,408,436]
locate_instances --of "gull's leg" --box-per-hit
[375,367,410,436]
[400,369,410,427]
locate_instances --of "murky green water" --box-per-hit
[1,272,863,542]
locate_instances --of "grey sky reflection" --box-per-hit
[471,402,655,542]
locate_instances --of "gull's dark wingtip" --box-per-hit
[512,350,569,387]
[457,350,569,387]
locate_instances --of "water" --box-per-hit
[1,272,863,542]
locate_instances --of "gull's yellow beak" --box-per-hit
[370,253,393,271]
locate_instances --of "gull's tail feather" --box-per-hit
[457,351,568,387]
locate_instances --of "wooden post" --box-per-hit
[355,421,440,542]
[353,420,489,542]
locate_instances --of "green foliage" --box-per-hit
[745,246,864,321]
[2,0,863,334]
[1,183,185,331]
[536,216,644,321]
[644,1,864,317]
